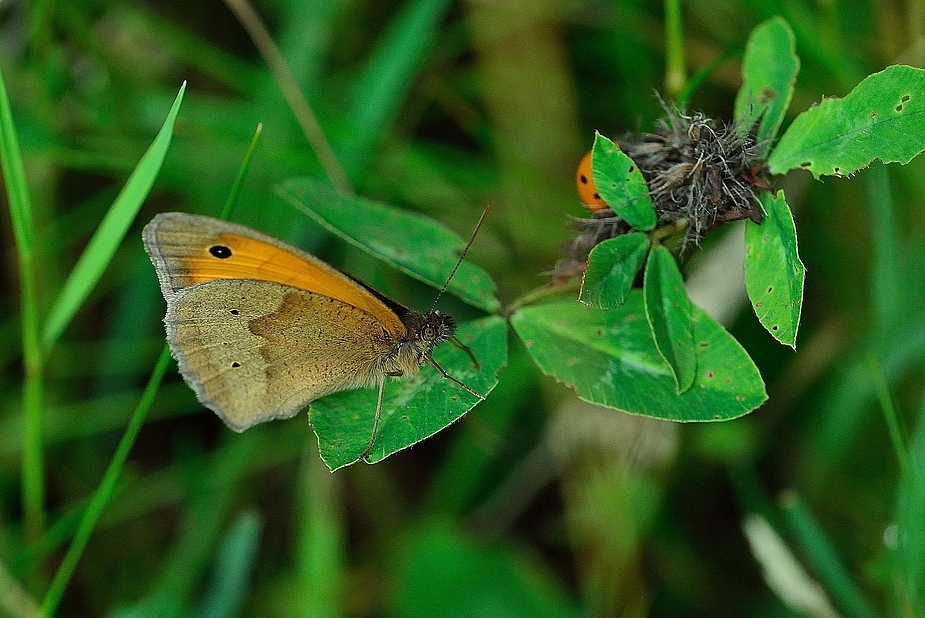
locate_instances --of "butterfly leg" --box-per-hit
[360,378,385,462]
[428,358,485,401]
[449,336,480,371]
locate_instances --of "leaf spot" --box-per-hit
[735,395,746,402]
[800,161,811,168]
[767,286,773,293]
[871,111,877,119]
[698,341,710,348]
[755,301,764,308]
[705,370,715,379]
[567,357,580,367]
[772,324,779,331]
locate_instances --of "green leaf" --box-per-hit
[643,245,696,393]
[510,295,766,421]
[311,316,507,470]
[43,83,188,351]
[734,17,799,153]
[769,65,925,178]
[580,233,650,309]
[276,177,500,313]
[744,190,805,348]
[591,132,657,231]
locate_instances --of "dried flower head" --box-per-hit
[554,100,771,284]
[621,102,768,245]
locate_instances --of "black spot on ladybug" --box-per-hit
[579,174,590,185]
[210,245,232,259]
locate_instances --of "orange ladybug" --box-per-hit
[575,150,608,212]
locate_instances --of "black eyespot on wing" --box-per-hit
[210,245,232,259]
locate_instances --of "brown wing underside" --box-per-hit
[167,279,399,431]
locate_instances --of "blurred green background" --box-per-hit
[2,0,924,616]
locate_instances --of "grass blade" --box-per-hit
[194,512,263,618]
[41,82,187,352]
[40,346,172,617]
[340,0,453,175]
[779,492,878,618]
[0,63,45,541]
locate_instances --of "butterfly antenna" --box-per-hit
[431,206,490,311]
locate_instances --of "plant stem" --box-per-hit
[40,346,172,617]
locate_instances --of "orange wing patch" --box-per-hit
[178,232,405,334]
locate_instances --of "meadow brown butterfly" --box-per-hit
[143,212,483,457]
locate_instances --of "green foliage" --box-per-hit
[277,177,500,313]
[194,512,264,618]
[43,84,187,351]
[580,233,650,309]
[510,295,766,421]
[734,17,799,151]
[894,396,925,615]
[590,132,657,230]
[311,316,507,470]
[744,190,805,348]
[392,522,584,618]
[643,245,696,392]
[3,3,925,618]
[770,65,925,177]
